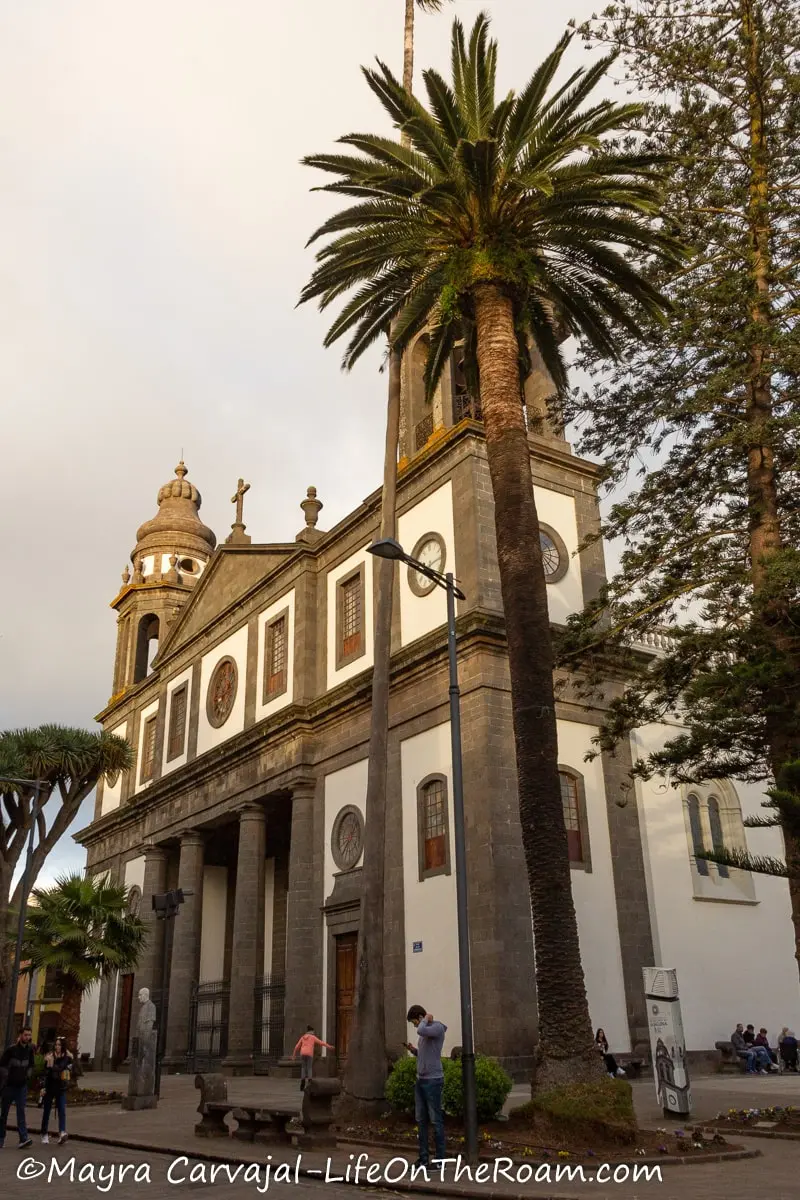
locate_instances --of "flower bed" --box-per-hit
[28,1087,124,1108]
[709,1105,800,1137]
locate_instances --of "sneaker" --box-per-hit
[59,1134,68,1145]
[413,1160,429,1170]
[616,1068,627,1076]
[41,1134,49,1145]
[18,1139,33,1149]
[758,1069,768,1075]
[608,1071,615,1078]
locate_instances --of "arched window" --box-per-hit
[558,768,592,871]
[417,775,450,881]
[133,614,160,683]
[686,794,709,876]
[410,335,433,451]
[707,797,729,879]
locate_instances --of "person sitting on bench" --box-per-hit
[779,1029,798,1072]
[731,1024,772,1074]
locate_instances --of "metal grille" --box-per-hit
[340,576,361,657]
[168,685,187,758]
[415,413,434,450]
[141,716,157,782]
[559,772,583,864]
[253,975,286,1072]
[423,780,447,871]
[540,532,561,579]
[187,980,229,1072]
[453,391,483,423]
[266,617,287,696]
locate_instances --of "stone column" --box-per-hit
[282,784,321,1058]
[136,844,169,997]
[222,805,266,1072]
[163,830,205,1068]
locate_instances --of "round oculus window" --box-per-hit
[408,532,446,597]
[206,656,238,728]
[539,525,569,584]
[331,805,365,871]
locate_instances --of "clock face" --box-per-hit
[331,806,365,871]
[408,533,446,596]
[207,657,238,728]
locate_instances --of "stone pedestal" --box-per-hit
[122,989,158,1110]
[222,805,266,1073]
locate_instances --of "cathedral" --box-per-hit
[77,346,798,1076]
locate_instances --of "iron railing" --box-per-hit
[253,974,286,1073]
[187,979,229,1072]
[453,392,482,423]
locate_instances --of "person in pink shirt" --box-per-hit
[292,1026,334,1090]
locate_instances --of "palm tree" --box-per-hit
[301,13,682,1089]
[344,0,453,1108]
[0,725,132,1036]
[21,873,146,1053]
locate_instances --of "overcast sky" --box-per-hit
[0,0,604,884]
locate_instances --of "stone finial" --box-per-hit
[132,558,145,585]
[164,553,180,584]
[121,565,131,586]
[301,486,323,528]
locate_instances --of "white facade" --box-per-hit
[133,701,160,796]
[533,485,584,624]
[325,547,374,691]
[321,761,367,1045]
[400,723,461,1053]
[199,866,228,982]
[161,667,192,776]
[255,589,296,723]
[633,723,798,1050]
[100,720,128,815]
[196,625,249,755]
[140,553,208,580]
[397,480,457,648]
[556,719,629,1051]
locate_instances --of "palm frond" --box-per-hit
[696,847,794,879]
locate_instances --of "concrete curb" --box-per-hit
[704,1126,800,1141]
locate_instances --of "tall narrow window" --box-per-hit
[140,715,158,783]
[167,685,188,762]
[264,614,288,700]
[336,568,365,668]
[707,797,730,878]
[417,776,450,880]
[559,772,584,864]
[686,794,709,876]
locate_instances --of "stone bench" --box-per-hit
[232,1106,296,1145]
[618,1057,644,1080]
[297,1078,341,1150]
[195,1074,231,1137]
[715,1041,747,1072]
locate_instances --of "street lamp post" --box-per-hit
[1,777,47,1049]
[368,538,478,1167]
[152,888,191,1098]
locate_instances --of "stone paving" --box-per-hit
[0,1070,797,1199]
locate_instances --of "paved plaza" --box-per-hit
[0,1070,798,1199]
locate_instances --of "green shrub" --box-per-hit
[443,1055,513,1122]
[384,1056,418,1114]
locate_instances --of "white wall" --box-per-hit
[264,858,275,975]
[321,761,367,1044]
[100,720,128,815]
[633,723,799,1049]
[557,720,630,1052]
[533,485,584,624]
[254,590,296,724]
[196,625,249,755]
[199,866,227,982]
[397,480,456,648]
[326,547,374,691]
[133,700,160,796]
[161,667,192,776]
[140,553,207,579]
[124,856,146,893]
[400,723,460,1053]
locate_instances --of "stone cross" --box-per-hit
[231,478,250,526]
[226,478,252,546]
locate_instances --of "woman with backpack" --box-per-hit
[41,1037,73,1145]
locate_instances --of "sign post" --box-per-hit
[643,968,691,1119]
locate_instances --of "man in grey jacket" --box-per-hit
[731,1023,772,1074]
[406,1004,447,1167]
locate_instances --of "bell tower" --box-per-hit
[398,335,566,464]
[109,461,216,698]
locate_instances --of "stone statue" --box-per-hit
[122,986,159,1110]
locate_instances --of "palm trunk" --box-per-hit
[343,0,418,1109]
[741,0,800,977]
[343,343,401,1105]
[472,283,602,1091]
[58,980,83,1052]
[0,865,13,1038]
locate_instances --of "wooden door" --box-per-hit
[335,933,357,1071]
[116,974,135,1064]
